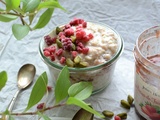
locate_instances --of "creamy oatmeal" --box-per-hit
[43,19,118,67]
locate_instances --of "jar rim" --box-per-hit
[39,22,124,72]
[134,26,160,70]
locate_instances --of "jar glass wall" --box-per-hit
[39,22,124,94]
[134,26,160,120]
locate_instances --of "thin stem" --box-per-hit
[23,19,33,31]
[20,15,25,25]
[0,11,20,16]
[0,103,66,116]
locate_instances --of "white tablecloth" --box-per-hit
[0,0,160,120]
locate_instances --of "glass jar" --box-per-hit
[134,26,160,120]
[39,22,124,94]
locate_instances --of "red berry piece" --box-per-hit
[69,20,74,26]
[65,24,71,29]
[47,86,52,92]
[76,30,86,40]
[60,57,66,64]
[44,35,57,46]
[56,48,63,56]
[77,46,83,53]
[114,116,121,120]
[70,18,85,26]
[43,50,50,57]
[58,32,65,37]
[82,47,89,54]
[72,51,78,58]
[58,32,66,40]
[49,46,56,53]
[83,35,90,42]
[78,19,85,24]
[44,46,56,54]
[83,33,94,42]
[44,35,54,46]
[62,38,73,51]
[76,25,83,32]
[43,46,56,57]
[76,42,85,53]
[59,35,66,41]
[37,103,45,110]
[70,18,79,26]
[51,37,57,43]
[64,28,74,37]
[77,42,84,48]
[82,21,87,28]
[88,33,94,40]
[50,54,55,61]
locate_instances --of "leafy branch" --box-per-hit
[0,0,66,40]
[0,66,105,120]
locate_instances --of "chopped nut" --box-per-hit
[102,110,114,118]
[117,112,127,119]
[74,56,81,64]
[127,95,134,105]
[121,100,130,109]
[66,58,74,67]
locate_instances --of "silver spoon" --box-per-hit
[6,64,36,119]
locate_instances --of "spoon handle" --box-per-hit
[6,89,21,119]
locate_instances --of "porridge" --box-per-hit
[42,18,118,67]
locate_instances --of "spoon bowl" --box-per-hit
[17,64,36,89]
[6,64,36,120]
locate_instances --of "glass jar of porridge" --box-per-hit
[134,26,160,120]
[39,19,123,94]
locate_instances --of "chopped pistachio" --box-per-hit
[127,95,134,105]
[117,112,127,119]
[102,110,114,118]
[72,43,76,50]
[79,62,89,67]
[56,39,62,48]
[71,36,76,43]
[66,58,74,67]
[56,27,62,35]
[74,56,81,64]
[121,100,130,109]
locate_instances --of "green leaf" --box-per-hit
[0,71,7,91]
[29,13,35,25]
[25,72,48,111]
[11,0,20,9]
[33,8,54,29]
[0,14,17,22]
[68,82,93,100]
[67,97,105,118]
[55,66,71,104]
[14,7,25,15]
[22,0,41,12]
[12,24,30,40]
[5,0,20,11]
[38,112,51,120]
[37,1,66,11]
